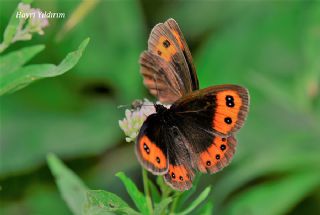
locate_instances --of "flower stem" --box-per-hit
[170,192,182,214]
[142,168,153,214]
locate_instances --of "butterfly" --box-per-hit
[136,18,250,191]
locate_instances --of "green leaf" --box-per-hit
[225,171,320,215]
[148,180,161,204]
[1,184,70,215]
[156,176,173,198]
[116,172,149,215]
[0,0,34,52]
[0,45,45,75]
[47,153,88,215]
[0,38,89,96]
[154,197,173,215]
[58,0,145,102]
[0,100,122,177]
[84,190,141,215]
[22,0,33,3]
[175,174,201,211]
[174,186,211,215]
[195,201,214,215]
[1,4,20,48]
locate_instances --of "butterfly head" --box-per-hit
[154,104,168,114]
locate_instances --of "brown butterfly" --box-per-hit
[135,18,250,191]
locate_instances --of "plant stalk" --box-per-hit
[142,168,153,214]
[170,192,181,214]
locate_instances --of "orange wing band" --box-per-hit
[213,90,243,134]
[139,135,167,169]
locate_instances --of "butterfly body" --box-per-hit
[136,19,250,191]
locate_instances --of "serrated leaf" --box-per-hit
[174,187,211,215]
[0,38,89,95]
[116,172,149,215]
[0,45,45,75]
[84,190,140,215]
[154,197,172,215]
[47,153,88,215]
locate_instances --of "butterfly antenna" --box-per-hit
[117,104,131,109]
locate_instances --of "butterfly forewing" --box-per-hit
[140,51,183,103]
[172,85,250,137]
[164,19,199,90]
[140,19,199,103]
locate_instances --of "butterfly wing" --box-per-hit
[196,135,238,174]
[136,112,195,190]
[135,114,169,175]
[172,84,250,137]
[164,18,199,91]
[163,126,195,191]
[169,85,249,174]
[140,51,183,103]
[140,18,199,103]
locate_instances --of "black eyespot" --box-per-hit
[226,101,235,107]
[157,50,162,55]
[224,117,232,124]
[216,154,220,160]
[171,172,175,179]
[226,95,235,107]
[179,176,183,181]
[226,95,234,101]
[108,203,115,208]
[220,144,226,151]
[143,143,150,154]
[156,157,160,164]
[163,40,170,48]
[222,138,226,142]
[206,161,211,166]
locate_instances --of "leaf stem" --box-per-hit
[142,168,153,214]
[170,192,181,214]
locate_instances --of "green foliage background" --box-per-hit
[1,0,319,214]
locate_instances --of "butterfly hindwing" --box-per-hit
[135,114,168,175]
[164,164,194,191]
[162,126,194,191]
[196,135,237,174]
[172,84,250,136]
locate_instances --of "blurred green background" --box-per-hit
[1,0,320,214]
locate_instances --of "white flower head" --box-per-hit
[18,3,31,15]
[119,99,171,143]
[12,3,49,43]
[28,9,49,35]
